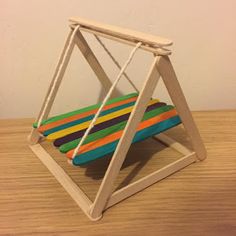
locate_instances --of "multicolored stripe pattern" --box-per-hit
[34,93,181,165]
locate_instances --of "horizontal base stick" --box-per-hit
[29,144,102,221]
[154,133,193,155]
[106,152,196,209]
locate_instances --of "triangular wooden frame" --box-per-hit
[28,18,207,221]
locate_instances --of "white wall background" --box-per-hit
[1,0,236,119]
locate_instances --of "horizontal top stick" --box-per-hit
[69,17,173,48]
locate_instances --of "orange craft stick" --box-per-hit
[39,96,138,133]
[66,109,177,159]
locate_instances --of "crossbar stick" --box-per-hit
[70,24,171,55]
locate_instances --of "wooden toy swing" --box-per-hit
[28,17,207,221]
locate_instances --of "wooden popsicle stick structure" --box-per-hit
[28,17,207,221]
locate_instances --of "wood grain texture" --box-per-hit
[69,17,173,47]
[74,26,172,56]
[0,111,236,235]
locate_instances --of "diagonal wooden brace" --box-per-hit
[90,56,162,219]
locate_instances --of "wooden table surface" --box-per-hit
[0,111,236,236]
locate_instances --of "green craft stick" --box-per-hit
[59,105,175,153]
[33,92,138,128]
[72,116,181,165]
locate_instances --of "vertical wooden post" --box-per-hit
[156,56,207,161]
[90,56,161,219]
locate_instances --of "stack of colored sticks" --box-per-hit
[34,93,181,165]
